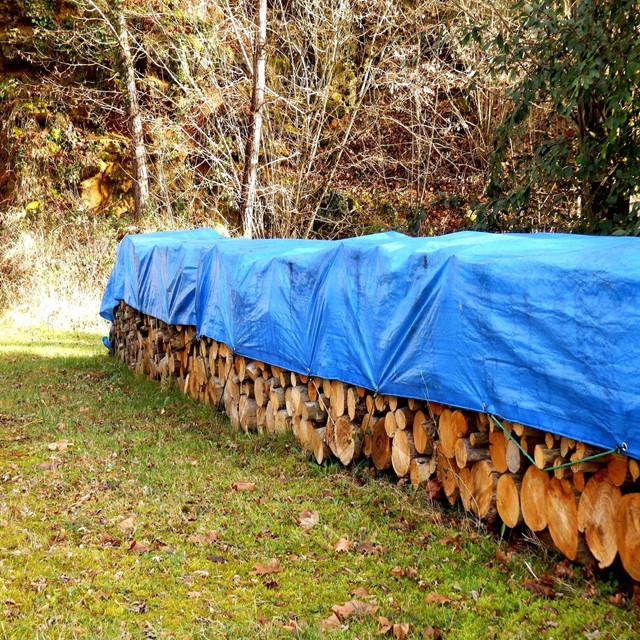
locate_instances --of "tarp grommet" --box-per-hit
[622,442,628,452]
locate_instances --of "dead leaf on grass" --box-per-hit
[355,541,376,555]
[334,536,350,553]
[47,440,73,452]
[495,548,512,564]
[377,616,393,635]
[523,579,556,599]
[232,480,256,491]
[99,533,121,547]
[320,613,342,630]
[298,509,319,530]
[188,530,218,545]
[390,566,406,578]
[330,599,379,621]
[425,593,453,605]
[187,591,202,599]
[393,623,410,639]
[250,559,283,575]
[129,540,150,553]
[350,587,372,599]
[117,516,136,532]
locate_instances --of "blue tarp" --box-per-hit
[101,229,640,459]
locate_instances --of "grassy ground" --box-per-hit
[0,326,637,639]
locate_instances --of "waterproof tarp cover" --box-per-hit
[101,229,640,458]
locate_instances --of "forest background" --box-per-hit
[1,0,638,328]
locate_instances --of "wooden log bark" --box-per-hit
[438,409,468,459]
[436,449,460,502]
[335,417,362,466]
[534,445,560,470]
[521,465,550,532]
[371,417,392,470]
[488,430,508,474]
[391,429,418,477]
[577,469,621,569]
[496,474,523,528]
[454,437,489,469]
[312,426,331,464]
[394,407,415,431]
[412,410,435,455]
[384,411,396,438]
[607,453,629,487]
[238,395,258,432]
[615,493,640,581]
[458,466,473,512]
[546,477,578,561]
[470,460,499,521]
[409,457,437,488]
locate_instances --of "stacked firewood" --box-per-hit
[111,302,640,580]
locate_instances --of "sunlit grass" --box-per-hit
[0,326,637,639]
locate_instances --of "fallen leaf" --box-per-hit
[47,440,73,452]
[335,536,351,553]
[609,592,624,606]
[232,481,256,492]
[298,509,319,530]
[319,613,341,630]
[351,587,371,599]
[207,555,227,563]
[425,593,453,605]
[390,566,406,577]
[377,616,393,635]
[584,631,604,640]
[99,532,121,547]
[263,577,279,589]
[523,579,556,599]
[330,599,378,621]
[250,559,283,575]
[188,530,218,545]
[117,516,136,532]
[355,541,376,555]
[128,540,150,553]
[187,591,202,599]
[393,623,410,639]
[495,548,512,564]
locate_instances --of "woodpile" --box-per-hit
[111,301,640,579]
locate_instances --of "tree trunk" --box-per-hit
[239,0,267,238]
[115,4,148,220]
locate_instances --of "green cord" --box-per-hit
[489,414,618,473]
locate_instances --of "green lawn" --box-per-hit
[0,326,636,639]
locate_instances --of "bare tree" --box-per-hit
[239,0,267,238]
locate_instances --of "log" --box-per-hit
[269,387,286,409]
[254,376,268,407]
[301,400,327,423]
[384,411,396,438]
[560,437,575,457]
[436,450,460,501]
[546,477,578,561]
[308,379,318,402]
[312,426,331,464]
[371,418,392,470]
[577,469,621,569]
[256,405,266,433]
[615,493,640,581]
[409,457,436,489]
[275,410,291,434]
[392,429,418,477]
[335,417,362,466]
[374,394,388,412]
[407,398,423,411]
[521,465,549,532]
[265,400,276,433]
[607,453,629,487]
[488,430,508,474]
[458,466,473,512]
[394,407,415,430]
[412,411,435,455]
[238,395,258,432]
[347,387,367,421]
[545,432,556,449]
[438,409,468,459]
[534,445,560,470]
[469,432,489,447]
[496,474,523,528]
[455,437,489,469]
[630,459,640,482]
[470,460,499,521]
[331,380,347,417]
[291,385,310,415]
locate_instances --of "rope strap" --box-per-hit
[489,414,617,473]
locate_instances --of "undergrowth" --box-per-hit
[0,325,637,639]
